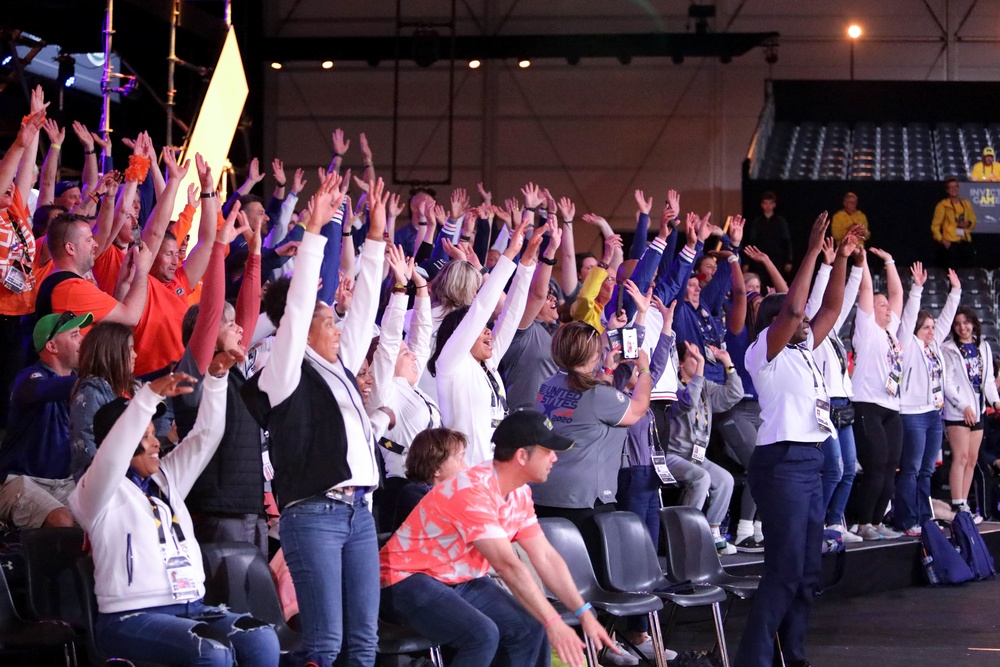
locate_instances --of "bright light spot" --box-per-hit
[270,62,283,70]
[847,25,862,39]
[64,75,76,88]
[468,59,481,69]
[1,56,11,67]
[518,59,531,69]
[322,60,333,69]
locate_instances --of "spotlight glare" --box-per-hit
[468,59,481,69]
[270,62,283,70]
[1,56,11,67]
[64,75,76,88]
[518,59,531,69]
[322,60,334,69]
[847,24,862,39]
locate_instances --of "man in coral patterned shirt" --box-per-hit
[379,411,618,667]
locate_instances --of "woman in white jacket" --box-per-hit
[67,357,279,667]
[941,305,1000,516]
[894,264,960,534]
[428,215,540,465]
[369,244,441,526]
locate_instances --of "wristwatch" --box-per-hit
[200,191,218,199]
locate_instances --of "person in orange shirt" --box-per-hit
[1,94,46,428]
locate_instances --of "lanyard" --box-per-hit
[884,329,902,374]
[413,386,441,430]
[922,343,942,384]
[828,333,848,375]
[695,306,720,347]
[789,343,828,400]
[961,343,983,392]
[481,361,508,417]
[647,408,663,454]
[137,481,188,547]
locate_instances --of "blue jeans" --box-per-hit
[381,574,548,667]
[96,598,279,667]
[895,410,944,530]
[617,466,662,545]
[281,495,379,666]
[735,442,824,667]
[821,399,857,525]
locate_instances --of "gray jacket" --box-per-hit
[667,371,743,460]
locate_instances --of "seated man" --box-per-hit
[970,146,1000,182]
[0,311,92,528]
[379,411,616,667]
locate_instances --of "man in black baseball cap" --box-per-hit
[379,411,621,667]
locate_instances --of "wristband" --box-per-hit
[480,267,490,276]
[884,260,895,266]
[275,181,286,188]
[601,366,615,375]
[573,602,592,618]
[418,221,428,226]
[726,366,736,374]
[596,261,609,270]
[638,368,651,375]
[539,256,556,266]
[727,255,739,264]
[525,205,538,212]
[543,615,560,629]
[200,191,218,199]
[51,143,62,150]
[460,234,471,242]
[342,230,353,237]
[83,149,96,155]
[332,152,342,158]
[392,283,407,294]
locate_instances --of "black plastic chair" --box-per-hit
[539,517,667,667]
[0,555,77,666]
[592,511,732,667]
[21,527,87,631]
[199,541,301,655]
[376,620,444,666]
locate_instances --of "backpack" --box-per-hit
[950,510,996,580]
[920,518,974,585]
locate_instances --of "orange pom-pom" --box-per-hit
[124,155,151,183]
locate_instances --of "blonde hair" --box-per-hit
[430,261,481,312]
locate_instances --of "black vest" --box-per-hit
[34,270,79,317]
[183,367,265,515]
[241,361,356,511]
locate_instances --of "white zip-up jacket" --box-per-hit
[805,263,863,399]
[67,375,227,613]
[899,284,959,414]
[941,337,1000,421]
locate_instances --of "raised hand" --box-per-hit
[367,177,391,241]
[217,202,249,245]
[695,212,715,242]
[387,192,404,219]
[450,187,469,220]
[651,296,677,331]
[29,84,46,114]
[386,243,411,285]
[476,181,492,207]
[708,345,731,367]
[521,182,544,209]
[91,132,111,153]
[195,153,214,192]
[607,308,628,330]
[272,158,286,185]
[459,241,483,270]
[581,213,608,228]
[820,237,835,265]
[910,261,927,287]
[306,171,346,235]
[838,226,864,258]
[492,204,512,226]
[948,268,961,291]
[729,214,745,247]
[186,183,199,208]
[602,234,623,265]
[521,220,550,265]
[248,157,264,184]
[742,245,770,264]
[149,371,197,398]
[867,247,893,264]
[441,238,468,262]
[71,121,96,151]
[684,212,698,246]
[208,349,245,376]
[658,203,675,239]
[42,119,65,146]
[623,279,649,313]
[806,211,830,253]
[162,147,190,181]
[359,132,373,162]
[291,168,307,195]
[332,128,350,156]
[557,196,576,222]
[666,189,680,220]
[503,214,532,261]
[334,272,354,314]
[634,189,653,215]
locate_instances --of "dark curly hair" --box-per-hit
[951,306,982,346]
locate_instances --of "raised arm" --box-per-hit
[935,269,962,345]
[371,246,411,409]
[492,223,541,360]
[180,154,219,286]
[70,121,99,193]
[140,145,188,258]
[91,174,122,256]
[0,110,45,210]
[869,247,903,317]
[809,229,860,346]
[14,87,45,203]
[804,238,835,320]
[37,119,64,207]
[556,197,578,294]
[765,212,829,360]
[900,261,926,342]
[519,221,560,328]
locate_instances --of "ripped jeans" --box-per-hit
[96,598,280,667]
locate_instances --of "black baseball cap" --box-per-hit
[93,397,166,448]
[492,410,574,457]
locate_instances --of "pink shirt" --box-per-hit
[379,462,542,586]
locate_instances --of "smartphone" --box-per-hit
[132,226,141,247]
[622,327,639,360]
[616,283,624,318]
[606,329,623,364]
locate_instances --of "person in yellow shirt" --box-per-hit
[830,192,869,243]
[931,178,977,268]
[969,147,1000,182]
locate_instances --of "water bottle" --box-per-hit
[922,548,940,585]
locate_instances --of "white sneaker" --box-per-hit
[716,540,737,555]
[601,642,640,666]
[876,524,902,539]
[827,524,863,543]
[628,636,678,662]
[855,524,884,541]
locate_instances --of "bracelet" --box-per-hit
[596,261,609,270]
[275,181,286,188]
[332,152,342,158]
[638,368,651,375]
[543,615,560,629]
[525,205,538,212]
[539,256,556,266]
[884,260,895,266]
[83,149,96,155]
[51,143,62,150]
[124,154,151,183]
[363,160,373,167]
[726,366,736,374]
[728,255,739,264]
[480,267,490,276]
[392,284,407,294]
[573,602,592,618]
[601,366,615,375]
[342,230,353,237]
[418,221,428,226]
[200,191,218,199]
[459,234,471,242]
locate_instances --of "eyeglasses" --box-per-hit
[45,311,76,346]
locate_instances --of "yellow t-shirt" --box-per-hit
[830,209,869,243]
[969,161,1000,182]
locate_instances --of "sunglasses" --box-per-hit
[45,311,77,346]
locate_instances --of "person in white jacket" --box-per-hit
[428,214,540,465]
[941,305,1000,517]
[804,240,864,542]
[894,263,960,534]
[369,244,441,527]
[68,356,279,667]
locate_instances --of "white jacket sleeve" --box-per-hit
[898,285,923,343]
[258,231,326,406]
[372,293,406,410]
[159,373,229,500]
[68,384,164,528]
[439,257,517,377]
[491,261,536,361]
[934,288,961,346]
[410,294,433,381]
[264,193,298,249]
[804,263,832,320]
[834,266,864,332]
[984,342,1000,409]
[340,238,386,374]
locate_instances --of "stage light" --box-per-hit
[322,60,333,69]
[1,56,11,67]
[56,52,76,88]
[848,25,862,39]
[270,62,282,70]
[468,59,481,69]
[518,59,531,69]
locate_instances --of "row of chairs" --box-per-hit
[1,509,761,667]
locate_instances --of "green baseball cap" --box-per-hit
[33,311,94,352]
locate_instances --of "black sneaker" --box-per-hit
[736,536,765,553]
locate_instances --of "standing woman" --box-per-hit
[895,264,960,534]
[247,172,387,666]
[848,247,906,541]
[735,214,859,667]
[941,305,1000,517]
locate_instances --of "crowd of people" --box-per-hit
[1,84,999,667]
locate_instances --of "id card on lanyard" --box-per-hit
[691,394,710,463]
[482,362,508,428]
[923,345,944,410]
[148,494,200,601]
[791,344,835,435]
[885,330,903,397]
[646,412,676,484]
